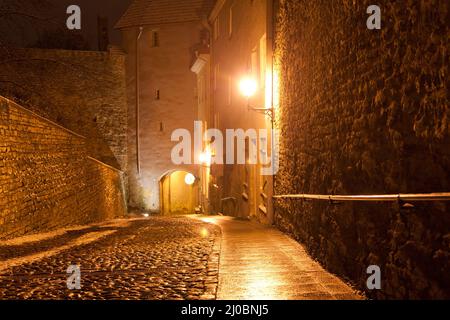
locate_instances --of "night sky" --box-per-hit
[49,0,134,48]
[0,0,134,49]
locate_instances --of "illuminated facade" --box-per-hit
[205,0,276,223]
[116,0,215,212]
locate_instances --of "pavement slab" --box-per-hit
[197,216,364,300]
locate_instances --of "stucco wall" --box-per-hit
[121,22,202,211]
[273,0,449,299]
[210,0,274,223]
[0,97,126,240]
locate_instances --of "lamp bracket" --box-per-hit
[248,105,274,120]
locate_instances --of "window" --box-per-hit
[251,47,258,79]
[227,76,232,105]
[198,78,204,104]
[228,6,233,38]
[214,113,220,129]
[155,89,160,100]
[151,30,159,47]
[214,17,220,40]
[214,64,220,90]
[259,34,267,86]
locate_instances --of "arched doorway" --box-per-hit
[159,170,199,215]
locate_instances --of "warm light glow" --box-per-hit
[265,71,272,109]
[239,77,258,98]
[199,217,216,224]
[199,150,212,166]
[273,65,280,111]
[184,173,196,185]
[143,213,149,218]
[200,228,209,237]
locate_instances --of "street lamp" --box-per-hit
[184,173,196,185]
[238,76,274,120]
[239,77,258,98]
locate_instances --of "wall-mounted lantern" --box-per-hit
[239,76,274,120]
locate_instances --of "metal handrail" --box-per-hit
[273,192,450,202]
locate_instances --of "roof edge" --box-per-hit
[209,0,226,22]
[115,18,204,30]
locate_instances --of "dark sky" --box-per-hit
[49,0,134,48]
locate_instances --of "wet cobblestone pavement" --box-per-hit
[0,217,221,300]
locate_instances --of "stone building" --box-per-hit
[192,0,449,299]
[1,0,447,300]
[190,41,213,214]
[116,0,215,213]
[201,0,276,224]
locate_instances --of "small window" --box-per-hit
[251,47,258,79]
[227,76,232,105]
[259,34,267,86]
[229,7,233,38]
[151,30,159,47]
[214,17,220,40]
[214,64,220,90]
[155,89,160,100]
[214,113,220,129]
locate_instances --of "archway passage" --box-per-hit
[160,170,199,215]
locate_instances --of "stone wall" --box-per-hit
[274,0,449,299]
[0,97,126,240]
[0,47,127,172]
[121,23,202,211]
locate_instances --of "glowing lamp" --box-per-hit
[184,173,196,185]
[239,77,258,98]
[239,76,274,120]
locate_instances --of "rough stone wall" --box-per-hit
[0,97,126,240]
[274,0,449,299]
[0,47,127,172]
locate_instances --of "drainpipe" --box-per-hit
[136,26,144,174]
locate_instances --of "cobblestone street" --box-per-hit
[0,215,362,300]
[0,217,220,300]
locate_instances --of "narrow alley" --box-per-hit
[0,0,448,305]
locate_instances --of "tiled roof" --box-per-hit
[115,0,216,29]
